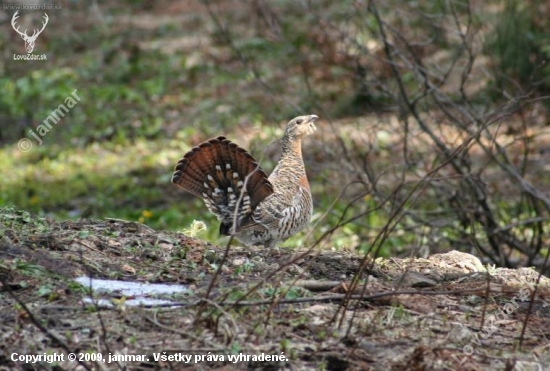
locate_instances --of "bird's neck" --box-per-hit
[281,135,303,161]
[269,134,310,190]
[271,135,306,179]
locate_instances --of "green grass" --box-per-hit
[3,1,543,255]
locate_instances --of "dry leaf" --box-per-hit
[186,248,203,263]
[122,264,136,274]
[107,239,121,247]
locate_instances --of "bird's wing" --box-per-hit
[237,184,305,233]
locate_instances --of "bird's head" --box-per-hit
[284,114,318,139]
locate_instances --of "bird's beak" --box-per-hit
[305,115,318,135]
[308,115,319,122]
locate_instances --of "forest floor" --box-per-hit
[2,0,550,369]
[1,207,549,371]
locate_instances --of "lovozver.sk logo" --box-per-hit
[11,10,48,61]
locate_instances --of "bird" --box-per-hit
[172,114,318,248]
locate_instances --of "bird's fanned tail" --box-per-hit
[172,136,274,233]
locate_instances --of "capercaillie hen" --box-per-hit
[172,115,318,248]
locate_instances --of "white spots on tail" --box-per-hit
[198,159,255,229]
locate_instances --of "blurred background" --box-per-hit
[1,0,549,270]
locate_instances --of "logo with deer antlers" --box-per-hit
[11,11,49,54]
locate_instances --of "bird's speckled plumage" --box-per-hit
[172,115,318,247]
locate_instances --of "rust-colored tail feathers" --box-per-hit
[172,136,274,233]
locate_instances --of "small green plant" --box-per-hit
[182,220,207,238]
[233,261,255,276]
[66,281,91,295]
[229,342,242,355]
[13,260,47,278]
[37,285,53,297]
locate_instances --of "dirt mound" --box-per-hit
[1,208,549,370]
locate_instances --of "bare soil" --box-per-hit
[1,211,549,370]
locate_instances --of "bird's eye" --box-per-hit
[296,119,303,125]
